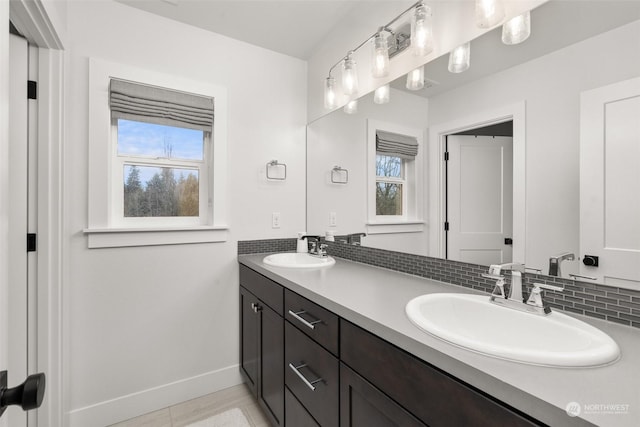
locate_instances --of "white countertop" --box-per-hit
[239,253,640,427]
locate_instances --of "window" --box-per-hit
[376,154,405,216]
[367,120,424,234]
[87,59,228,248]
[113,118,209,226]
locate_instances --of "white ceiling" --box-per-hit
[115,0,379,59]
[115,0,640,99]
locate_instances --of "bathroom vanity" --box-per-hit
[239,254,640,427]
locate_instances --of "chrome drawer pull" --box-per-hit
[288,363,322,391]
[288,310,322,330]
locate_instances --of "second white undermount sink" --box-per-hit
[263,252,335,268]
[406,293,620,368]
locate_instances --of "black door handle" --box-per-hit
[0,371,46,417]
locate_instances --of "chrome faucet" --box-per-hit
[548,252,575,277]
[301,236,328,258]
[483,262,561,315]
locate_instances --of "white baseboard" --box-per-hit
[67,364,243,427]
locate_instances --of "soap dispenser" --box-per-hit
[296,232,308,253]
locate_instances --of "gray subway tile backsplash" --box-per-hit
[238,238,640,329]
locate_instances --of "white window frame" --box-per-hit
[111,119,210,227]
[85,58,228,248]
[367,119,424,235]
[375,154,408,218]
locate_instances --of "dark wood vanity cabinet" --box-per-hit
[239,264,544,427]
[239,265,285,427]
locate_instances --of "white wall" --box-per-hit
[62,1,306,425]
[428,20,640,274]
[307,88,429,255]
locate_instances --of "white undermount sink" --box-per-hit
[406,293,620,367]
[263,252,335,268]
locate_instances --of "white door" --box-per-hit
[5,32,29,427]
[447,135,513,265]
[580,77,640,286]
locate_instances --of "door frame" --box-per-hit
[4,1,64,426]
[428,101,526,264]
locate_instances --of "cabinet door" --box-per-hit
[260,300,284,426]
[240,286,259,396]
[340,364,426,427]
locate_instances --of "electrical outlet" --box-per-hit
[329,211,337,227]
[272,212,281,229]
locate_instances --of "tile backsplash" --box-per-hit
[238,238,640,329]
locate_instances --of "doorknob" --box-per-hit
[0,371,46,417]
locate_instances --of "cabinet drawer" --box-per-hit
[285,322,339,427]
[239,264,283,315]
[340,320,542,427]
[285,387,320,427]
[285,289,339,356]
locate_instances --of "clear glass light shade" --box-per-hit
[448,43,471,73]
[475,0,505,28]
[324,77,337,109]
[371,33,390,78]
[406,66,425,91]
[374,84,390,104]
[411,4,434,56]
[502,11,531,45]
[342,55,359,97]
[343,99,358,114]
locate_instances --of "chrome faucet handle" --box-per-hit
[526,283,564,312]
[482,273,506,299]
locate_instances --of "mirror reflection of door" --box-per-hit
[446,121,513,265]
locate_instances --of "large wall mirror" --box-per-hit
[306,0,640,287]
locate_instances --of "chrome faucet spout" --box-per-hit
[490,263,525,302]
[548,252,575,277]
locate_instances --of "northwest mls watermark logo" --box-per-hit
[566,402,581,417]
[566,401,630,417]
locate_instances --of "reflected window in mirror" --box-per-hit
[376,155,405,216]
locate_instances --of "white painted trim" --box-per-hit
[66,365,242,427]
[428,101,526,263]
[36,47,65,427]
[366,221,425,234]
[88,58,229,247]
[84,226,230,248]
[367,119,425,229]
[9,0,63,49]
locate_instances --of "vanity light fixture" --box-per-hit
[324,77,337,109]
[323,0,431,110]
[344,99,358,114]
[502,11,531,45]
[374,84,390,104]
[411,2,434,56]
[371,31,390,78]
[475,0,505,29]
[406,66,425,90]
[342,52,359,97]
[448,42,471,73]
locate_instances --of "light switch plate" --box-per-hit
[272,212,281,228]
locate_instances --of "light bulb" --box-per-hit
[324,77,337,109]
[448,43,470,73]
[371,33,389,78]
[406,66,424,91]
[502,11,531,45]
[344,99,358,114]
[342,54,359,97]
[475,0,505,28]
[374,84,390,104]
[411,3,434,56]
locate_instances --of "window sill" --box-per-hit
[83,226,229,248]
[365,221,424,235]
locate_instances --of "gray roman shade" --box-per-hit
[376,130,418,159]
[110,79,214,132]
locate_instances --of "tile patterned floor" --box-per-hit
[108,384,271,427]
